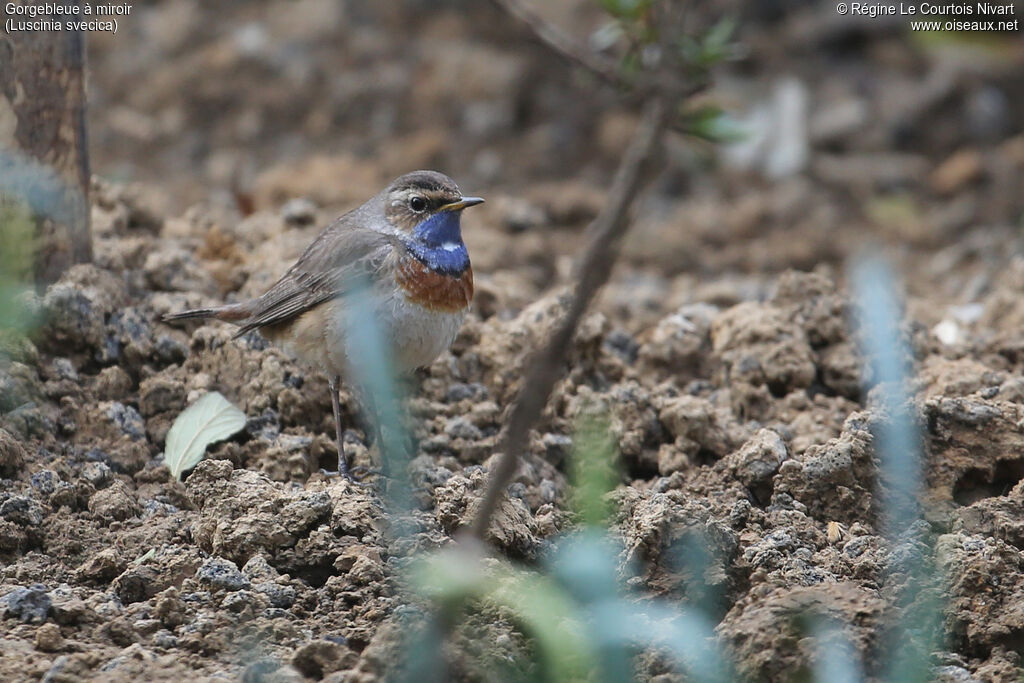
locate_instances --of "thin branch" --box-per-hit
[490,0,627,89]
[469,96,670,541]
[491,0,708,101]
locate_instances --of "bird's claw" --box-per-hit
[349,465,385,479]
[317,467,375,487]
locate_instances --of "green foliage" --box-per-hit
[591,1,740,77]
[408,405,735,682]
[598,0,654,21]
[414,550,595,681]
[851,257,944,681]
[677,105,747,143]
[0,200,37,334]
[163,391,246,479]
[679,17,738,68]
[568,414,618,527]
[591,1,742,147]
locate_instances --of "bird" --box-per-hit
[163,170,483,481]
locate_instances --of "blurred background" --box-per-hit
[3,1,1024,680]
[85,0,1024,307]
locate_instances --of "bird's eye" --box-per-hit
[409,196,427,212]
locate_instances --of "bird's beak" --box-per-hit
[440,196,485,212]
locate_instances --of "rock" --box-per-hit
[445,416,483,441]
[818,342,862,399]
[186,460,338,563]
[154,335,188,367]
[445,382,488,403]
[923,396,1024,508]
[153,588,187,629]
[772,271,849,347]
[772,421,875,525]
[711,301,816,396]
[0,362,44,413]
[81,461,114,488]
[280,197,318,225]
[221,590,265,613]
[540,433,573,465]
[253,582,296,609]
[638,304,716,375]
[435,470,540,559]
[334,546,385,586]
[0,495,44,526]
[143,247,218,294]
[49,593,90,626]
[88,480,142,522]
[114,566,164,604]
[30,470,76,507]
[291,640,354,679]
[30,469,61,495]
[241,555,279,581]
[151,630,178,650]
[954,478,1024,549]
[722,428,788,504]
[614,488,739,595]
[35,623,64,652]
[51,358,78,381]
[0,428,26,475]
[37,265,127,354]
[718,582,885,680]
[78,548,128,583]
[0,400,56,440]
[93,366,133,401]
[938,532,1024,656]
[103,402,147,441]
[138,375,187,417]
[196,557,250,592]
[3,585,51,623]
[102,308,157,370]
[657,395,745,474]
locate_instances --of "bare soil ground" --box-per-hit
[3,1,1024,681]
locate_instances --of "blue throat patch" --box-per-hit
[406,210,470,276]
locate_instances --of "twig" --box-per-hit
[490,0,707,109]
[490,0,626,89]
[469,96,670,541]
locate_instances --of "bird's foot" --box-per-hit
[349,465,385,480]
[317,467,375,487]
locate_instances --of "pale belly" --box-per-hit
[309,292,467,377]
[383,295,467,373]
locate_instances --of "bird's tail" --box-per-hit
[162,303,249,324]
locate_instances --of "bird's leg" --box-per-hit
[326,375,354,481]
[320,376,377,486]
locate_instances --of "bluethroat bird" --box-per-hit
[164,171,483,480]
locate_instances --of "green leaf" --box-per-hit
[598,0,654,21]
[703,17,737,57]
[163,391,246,479]
[133,548,157,565]
[679,105,747,143]
[679,16,739,68]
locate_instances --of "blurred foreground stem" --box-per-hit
[469,95,669,541]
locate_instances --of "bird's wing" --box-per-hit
[232,224,397,338]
